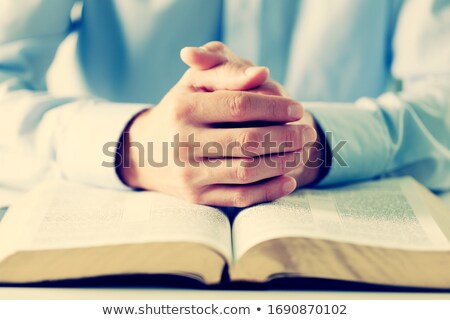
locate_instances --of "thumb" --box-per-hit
[180,46,269,91]
[180,47,226,70]
[182,63,270,91]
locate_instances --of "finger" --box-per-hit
[180,41,269,91]
[249,81,289,97]
[195,125,317,157]
[180,47,227,70]
[198,176,297,208]
[188,91,303,123]
[199,41,250,64]
[180,41,229,70]
[182,63,269,91]
[197,152,304,185]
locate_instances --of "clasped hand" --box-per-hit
[120,42,324,207]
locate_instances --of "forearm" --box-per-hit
[0,88,147,189]
[306,80,450,191]
[0,0,150,190]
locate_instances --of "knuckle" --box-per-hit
[172,96,193,122]
[185,190,202,204]
[232,190,250,208]
[236,130,250,149]
[229,93,249,119]
[179,167,194,185]
[237,129,262,148]
[235,164,252,183]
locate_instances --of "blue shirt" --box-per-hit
[0,0,449,192]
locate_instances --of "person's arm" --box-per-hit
[307,0,450,191]
[0,0,147,190]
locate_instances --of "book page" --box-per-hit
[0,180,232,262]
[232,177,450,259]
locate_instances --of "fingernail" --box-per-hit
[303,127,317,144]
[245,66,267,77]
[288,104,302,119]
[282,179,297,194]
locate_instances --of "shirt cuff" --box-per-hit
[305,100,392,187]
[55,100,149,190]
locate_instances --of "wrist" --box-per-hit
[305,113,331,186]
[290,111,330,187]
[116,108,150,188]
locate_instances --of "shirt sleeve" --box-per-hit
[306,0,450,192]
[0,0,148,190]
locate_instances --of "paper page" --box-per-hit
[0,180,232,262]
[233,177,450,259]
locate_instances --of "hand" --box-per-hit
[180,42,289,97]
[119,60,316,207]
[180,41,328,188]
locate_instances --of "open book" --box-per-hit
[0,177,449,288]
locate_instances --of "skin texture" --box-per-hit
[120,42,326,208]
